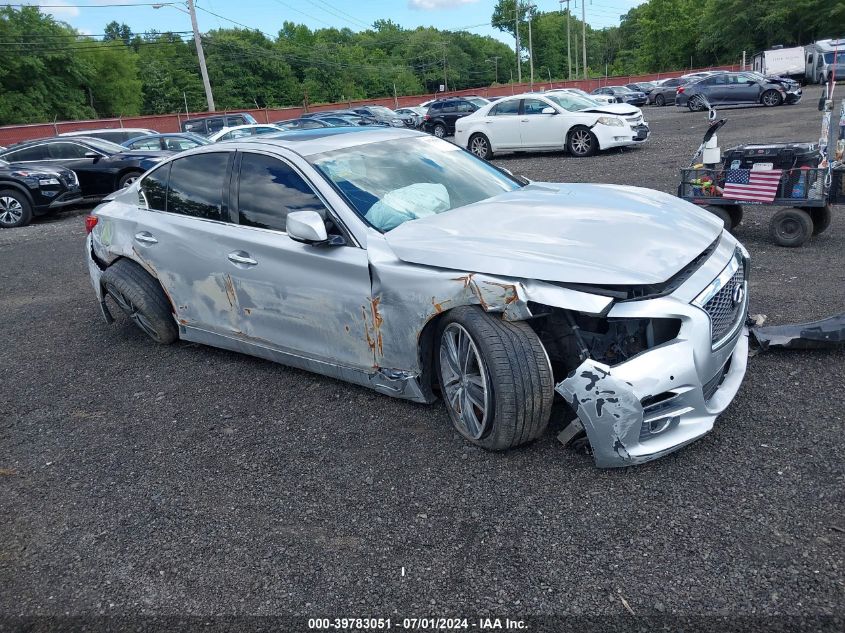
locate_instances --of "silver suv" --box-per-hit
[85,128,749,467]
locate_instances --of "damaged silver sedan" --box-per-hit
[85,127,749,467]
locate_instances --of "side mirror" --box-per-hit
[287,210,329,245]
[541,106,556,115]
[84,151,101,161]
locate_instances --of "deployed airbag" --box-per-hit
[365,183,450,231]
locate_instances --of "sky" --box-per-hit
[21,0,645,43]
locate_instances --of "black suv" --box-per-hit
[181,113,257,136]
[0,158,82,228]
[423,98,480,138]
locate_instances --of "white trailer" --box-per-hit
[804,38,845,84]
[751,46,805,80]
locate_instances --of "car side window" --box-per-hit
[164,138,197,151]
[49,142,91,159]
[237,152,328,232]
[134,139,164,150]
[2,145,48,162]
[139,162,171,211]
[490,100,520,116]
[523,99,550,115]
[166,153,229,221]
[206,118,226,134]
[429,103,442,112]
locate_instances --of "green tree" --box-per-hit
[0,6,95,124]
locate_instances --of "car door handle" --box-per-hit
[134,231,157,244]
[227,251,258,267]
[520,118,529,122]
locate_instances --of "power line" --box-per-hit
[6,2,178,6]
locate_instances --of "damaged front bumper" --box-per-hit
[556,301,749,468]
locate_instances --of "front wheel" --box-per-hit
[567,127,598,157]
[436,307,553,451]
[654,93,666,106]
[0,189,33,228]
[432,123,447,138]
[761,90,783,107]
[468,133,492,160]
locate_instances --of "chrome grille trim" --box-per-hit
[693,250,748,349]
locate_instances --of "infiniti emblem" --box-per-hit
[731,283,745,307]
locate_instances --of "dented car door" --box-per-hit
[218,150,375,369]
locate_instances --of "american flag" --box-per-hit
[722,168,783,202]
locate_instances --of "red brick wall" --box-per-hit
[0,64,739,146]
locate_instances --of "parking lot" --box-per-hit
[1,97,843,625]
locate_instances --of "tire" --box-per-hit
[654,93,665,106]
[432,123,447,139]
[435,306,553,451]
[687,95,706,112]
[726,204,743,229]
[101,258,178,344]
[769,208,813,247]
[567,126,598,157]
[468,133,492,160]
[705,205,733,230]
[761,90,783,107]
[0,189,33,228]
[118,171,143,189]
[804,205,831,235]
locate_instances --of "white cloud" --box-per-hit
[29,1,80,19]
[408,0,479,10]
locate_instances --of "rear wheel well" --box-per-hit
[104,256,175,314]
[417,311,447,400]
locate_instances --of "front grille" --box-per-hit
[703,357,732,401]
[702,262,746,345]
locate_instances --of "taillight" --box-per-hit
[85,214,98,234]
[677,86,685,94]
[424,114,431,120]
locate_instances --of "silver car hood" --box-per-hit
[383,183,723,285]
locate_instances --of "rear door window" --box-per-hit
[237,152,328,232]
[166,152,230,221]
[139,163,171,211]
[490,100,520,115]
[206,118,226,134]
[2,145,49,162]
[131,138,164,150]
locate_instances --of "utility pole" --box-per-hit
[527,4,536,90]
[514,1,522,83]
[442,44,448,92]
[486,56,501,84]
[580,0,587,79]
[560,0,571,80]
[187,0,214,111]
[154,1,214,111]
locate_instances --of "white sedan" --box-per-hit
[208,124,286,143]
[454,92,649,159]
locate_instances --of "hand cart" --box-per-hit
[678,166,835,247]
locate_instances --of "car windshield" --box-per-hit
[368,106,398,117]
[611,86,634,93]
[310,136,522,232]
[822,52,842,64]
[545,93,602,111]
[467,98,488,107]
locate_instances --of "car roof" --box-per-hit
[59,128,154,136]
[200,127,425,158]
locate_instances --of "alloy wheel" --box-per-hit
[0,196,23,226]
[107,285,161,341]
[570,130,592,155]
[439,323,490,440]
[762,91,780,107]
[434,125,446,138]
[470,135,489,158]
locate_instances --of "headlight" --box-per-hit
[596,116,624,127]
[38,177,60,186]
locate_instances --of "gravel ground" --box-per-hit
[1,97,843,628]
